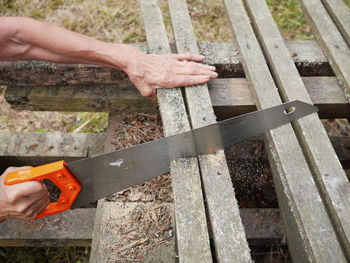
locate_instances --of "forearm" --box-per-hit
[0,17,141,70]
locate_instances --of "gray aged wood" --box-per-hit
[245,0,350,259]
[0,208,95,247]
[89,112,126,262]
[5,77,350,119]
[299,0,350,99]
[90,201,175,263]
[0,132,105,171]
[139,0,212,262]
[223,0,347,262]
[0,208,284,247]
[5,83,157,113]
[0,40,333,87]
[321,0,350,46]
[168,0,251,262]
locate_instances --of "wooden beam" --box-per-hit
[245,0,350,259]
[298,0,350,99]
[168,1,251,262]
[0,132,105,172]
[0,208,95,247]
[5,77,350,119]
[0,208,283,247]
[0,40,333,87]
[5,83,157,113]
[139,0,212,261]
[223,0,347,262]
[90,201,175,262]
[321,0,350,46]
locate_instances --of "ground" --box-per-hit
[0,0,350,262]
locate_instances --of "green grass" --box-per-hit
[266,0,313,40]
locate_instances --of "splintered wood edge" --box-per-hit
[245,0,350,259]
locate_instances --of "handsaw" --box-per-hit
[4,100,317,219]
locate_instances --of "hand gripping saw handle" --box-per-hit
[4,161,81,219]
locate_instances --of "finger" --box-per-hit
[173,75,211,87]
[150,88,157,101]
[138,85,155,98]
[25,195,50,219]
[177,62,218,76]
[175,53,205,62]
[3,166,32,176]
[5,190,49,220]
[7,180,47,199]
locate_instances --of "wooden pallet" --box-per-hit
[1,0,350,262]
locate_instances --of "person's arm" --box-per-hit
[0,167,50,221]
[0,17,218,99]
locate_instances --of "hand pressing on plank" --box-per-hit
[0,167,50,222]
[0,17,217,100]
[123,51,217,99]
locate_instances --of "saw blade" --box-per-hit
[67,100,317,208]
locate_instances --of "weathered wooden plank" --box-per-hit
[91,201,175,263]
[223,0,347,262]
[89,112,134,262]
[245,0,350,260]
[168,1,251,262]
[0,40,333,87]
[139,0,212,262]
[0,132,105,172]
[321,0,350,46]
[299,0,350,100]
[0,208,284,247]
[5,83,157,113]
[5,77,350,119]
[0,208,95,247]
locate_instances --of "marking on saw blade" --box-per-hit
[109,159,124,167]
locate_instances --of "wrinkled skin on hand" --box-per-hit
[0,167,50,222]
[124,52,218,99]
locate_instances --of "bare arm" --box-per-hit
[0,17,217,98]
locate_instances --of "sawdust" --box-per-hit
[225,136,277,208]
[101,203,174,262]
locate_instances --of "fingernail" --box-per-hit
[211,72,218,77]
[210,66,216,70]
[200,55,205,59]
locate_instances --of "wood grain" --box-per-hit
[223,0,347,261]
[0,208,284,247]
[321,0,350,46]
[245,0,350,259]
[299,0,350,100]
[168,1,252,262]
[5,77,350,119]
[139,0,212,262]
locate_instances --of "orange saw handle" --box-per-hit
[4,161,81,219]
